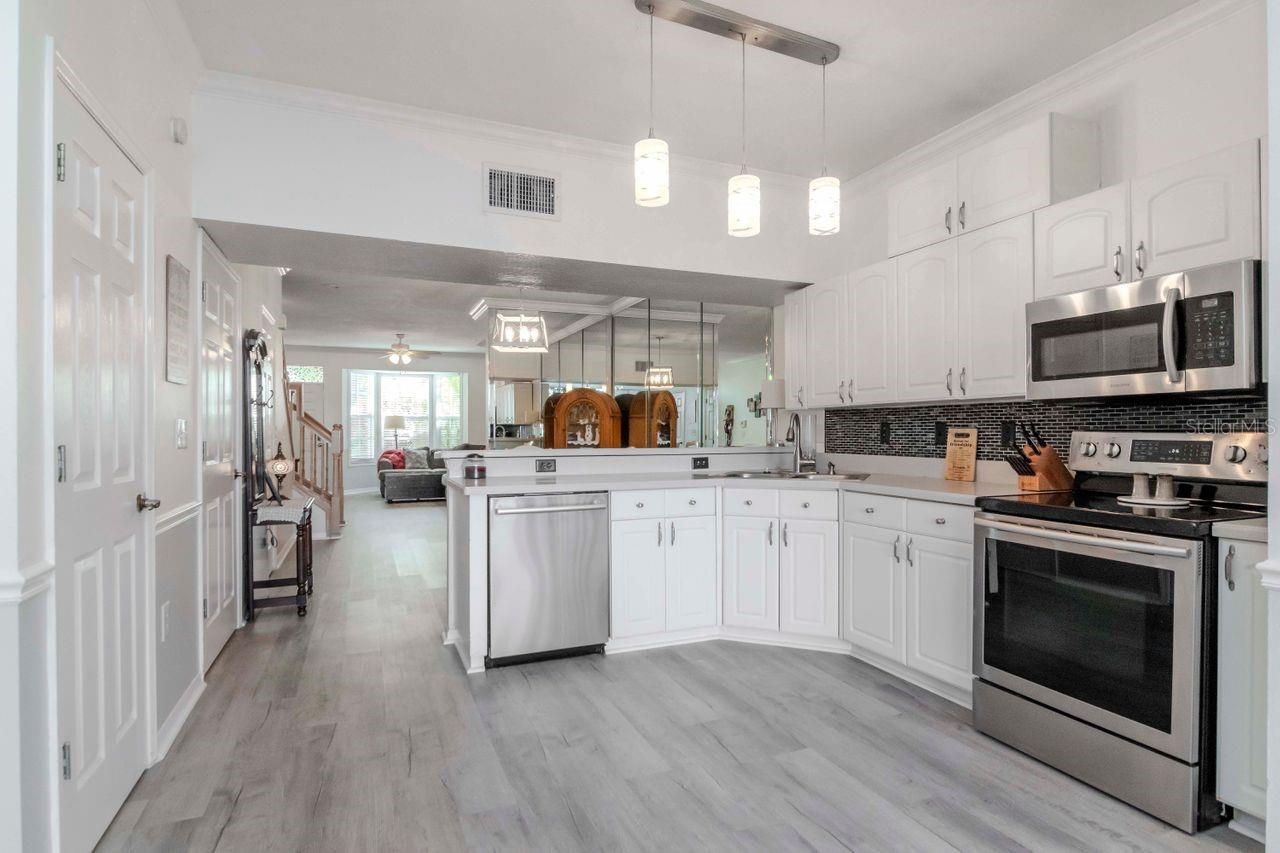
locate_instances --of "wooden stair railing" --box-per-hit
[285,380,345,527]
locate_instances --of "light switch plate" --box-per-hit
[175,417,189,449]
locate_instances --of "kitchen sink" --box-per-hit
[719,470,870,481]
[789,472,870,481]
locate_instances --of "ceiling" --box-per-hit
[177,0,1197,177]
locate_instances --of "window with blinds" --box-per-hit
[347,369,467,462]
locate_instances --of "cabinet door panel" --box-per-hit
[1131,141,1260,277]
[723,516,779,630]
[957,117,1051,233]
[610,519,666,638]
[1216,539,1268,820]
[805,275,847,406]
[841,523,904,662]
[905,534,972,690]
[784,290,809,408]
[845,260,896,404]
[887,159,957,256]
[779,519,838,637]
[896,242,957,402]
[1034,183,1130,297]
[956,214,1033,399]
[666,516,718,632]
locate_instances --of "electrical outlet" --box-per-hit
[935,422,948,446]
[879,421,891,444]
[160,601,171,642]
[691,456,709,470]
[1001,421,1017,447]
[535,458,556,473]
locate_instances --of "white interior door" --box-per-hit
[53,81,149,853]
[201,236,240,669]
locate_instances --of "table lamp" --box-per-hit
[384,414,406,448]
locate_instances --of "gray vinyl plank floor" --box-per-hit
[99,493,1261,852]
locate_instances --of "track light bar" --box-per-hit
[634,0,839,66]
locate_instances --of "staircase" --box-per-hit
[284,380,346,532]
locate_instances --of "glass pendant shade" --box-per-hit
[634,138,670,207]
[727,173,761,238]
[644,365,674,389]
[808,175,841,236]
[491,312,549,353]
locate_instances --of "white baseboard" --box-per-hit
[153,675,205,763]
[719,626,853,656]
[606,626,720,654]
[1227,811,1265,844]
[845,647,973,709]
[450,634,483,674]
[344,487,380,496]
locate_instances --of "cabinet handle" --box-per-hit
[803,501,811,509]
[688,499,696,506]
[1113,245,1123,280]
[636,502,644,508]
[958,201,966,230]
[1135,240,1146,276]
[959,367,967,395]
[671,521,676,546]
[935,517,946,525]
[657,521,662,546]
[944,205,952,234]
[906,538,914,566]
[768,521,774,545]
[864,506,875,514]
[783,522,789,547]
[892,535,900,562]
[745,499,753,506]
[838,380,846,403]
[945,368,953,395]
[1224,544,1236,592]
[798,386,804,407]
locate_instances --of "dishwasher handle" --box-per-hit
[492,503,607,516]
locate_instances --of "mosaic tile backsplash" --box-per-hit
[824,397,1270,462]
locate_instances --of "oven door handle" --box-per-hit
[1162,284,1183,385]
[977,518,1191,558]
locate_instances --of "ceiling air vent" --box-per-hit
[485,165,559,219]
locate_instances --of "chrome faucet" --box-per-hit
[786,412,817,475]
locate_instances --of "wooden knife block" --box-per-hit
[1017,444,1074,492]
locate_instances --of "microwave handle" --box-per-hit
[1162,285,1183,385]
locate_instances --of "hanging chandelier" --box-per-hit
[727,32,760,238]
[489,287,548,353]
[634,4,670,207]
[644,335,675,389]
[385,333,415,365]
[809,57,840,236]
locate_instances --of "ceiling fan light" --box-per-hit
[400,353,412,365]
[808,175,841,236]
[727,173,761,238]
[389,352,401,365]
[634,138,670,207]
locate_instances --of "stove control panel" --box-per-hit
[1069,430,1268,482]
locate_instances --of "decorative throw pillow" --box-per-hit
[403,448,431,469]
[379,449,405,469]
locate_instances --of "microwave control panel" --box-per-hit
[1183,291,1234,368]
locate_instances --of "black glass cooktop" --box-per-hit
[977,479,1266,538]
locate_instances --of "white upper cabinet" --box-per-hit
[896,242,958,401]
[778,519,839,638]
[956,114,1098,235]
[956,214,1033,399]
[665,515,718,633]
[844,260,897,405]
[783,289,809,409]
[887,159,958,257]
[1034,183,1131,298]
[805,274,847,407]
[904,534,973,691]
[1131,140,1261,278]
[723,515,779,631]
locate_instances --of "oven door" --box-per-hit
[1026,274,1186,399]
[973,512,1203,762]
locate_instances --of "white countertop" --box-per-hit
[436,445,786,459]
[1213,517,1268,543]
[446,470,1027,506]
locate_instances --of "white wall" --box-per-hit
[718,354,767,447]
[285,345,487,493]
[9,0,203,848]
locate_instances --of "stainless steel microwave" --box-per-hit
[1026,259,1260,400]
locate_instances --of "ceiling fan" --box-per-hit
[385,333,416,365]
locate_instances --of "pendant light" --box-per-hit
[386,333,415,365]
[634,5,670,207]
[644,335,674,390]
[808,57,840,236]
[490,286,549,354]
[727,32,761,238]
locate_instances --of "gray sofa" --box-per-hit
[377,445,485,502]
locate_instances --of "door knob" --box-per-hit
[136,494,162,512]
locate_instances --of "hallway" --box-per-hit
[100,494,1257,852]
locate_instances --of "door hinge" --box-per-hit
[56,445,66,483]
[202,598,208,619]
[56,143,66,183]
[60,742,71,780]
[201,280,207,303]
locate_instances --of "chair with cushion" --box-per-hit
[377,446,446,502]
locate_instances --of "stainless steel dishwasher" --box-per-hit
[487,492,609,665]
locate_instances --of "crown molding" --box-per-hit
[194,71,809,186]
[844,0,1261,188]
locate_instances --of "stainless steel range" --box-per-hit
[972,430,1267,833]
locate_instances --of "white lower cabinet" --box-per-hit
[610,490,716,640]
[904,534,973,691]
[841,523,904,662]
[723,515,779,630]
[779,519,839,638]
[1217,538,1268,827]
